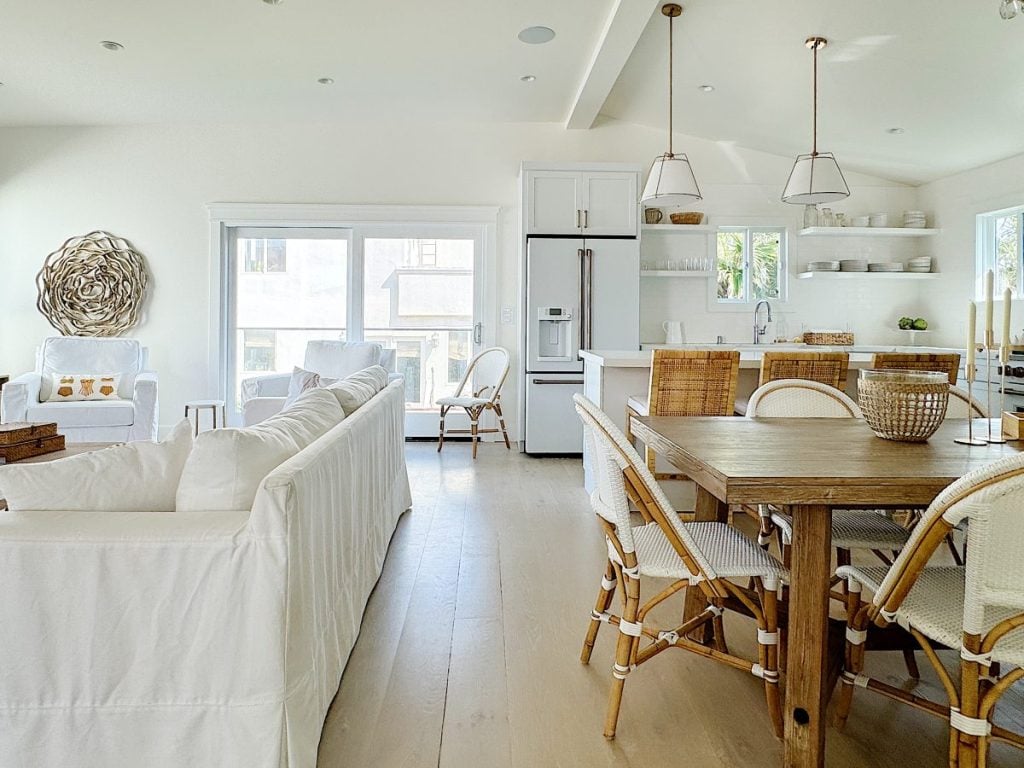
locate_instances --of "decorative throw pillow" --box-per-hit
[0,419,193,512]
[284,366,339,407]
[44,373,122,402]
[326,365,389,416]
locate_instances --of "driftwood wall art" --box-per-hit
[36,231,149,337]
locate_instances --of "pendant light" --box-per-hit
[781,37,850,205]
[641,3,702,206]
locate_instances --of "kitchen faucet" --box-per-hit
[753,300,773,344]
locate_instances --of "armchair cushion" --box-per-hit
[326,365,388,416]
[37,337,144,400]
[43,373,122,402]
[26,400,135,428]
[304,340,381,380]
[0,419,193,513]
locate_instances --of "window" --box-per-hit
[978,206,1024,297]
[243,238,287,273]
[242,330,276,371]
[715,227,786,303]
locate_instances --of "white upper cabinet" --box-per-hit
[524,169,638,237]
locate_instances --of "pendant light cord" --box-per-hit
[667,12,674,156]
[811,41,818,157]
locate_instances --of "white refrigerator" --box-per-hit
[524,237,639,453]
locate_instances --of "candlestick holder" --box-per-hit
[955,360,987,445]
[989,348,1009,444]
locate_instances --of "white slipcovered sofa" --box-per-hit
[0,375,412,768]
[0,336,158,442]
[241,340,397,427]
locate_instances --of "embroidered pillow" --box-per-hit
[44,373,122,402]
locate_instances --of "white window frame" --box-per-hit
[705,224,789,311]
[207,203,499,425]
[976,205,1024,299]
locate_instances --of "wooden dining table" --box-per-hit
[629,414,1022,768]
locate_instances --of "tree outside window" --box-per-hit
[716,227,785,303]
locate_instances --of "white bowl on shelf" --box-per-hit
[868,213,889,227]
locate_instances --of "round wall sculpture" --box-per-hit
[36,230,149,337]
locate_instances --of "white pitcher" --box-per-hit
[662,320,684,344]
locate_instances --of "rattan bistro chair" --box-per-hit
[835,452,1024,766]
[870,352,961,385]
[574,394,788,739]
[759,350,849,389]
[436,347,511,459]
[626,349,740,480]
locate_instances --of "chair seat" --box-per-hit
[771,509,910,551]
[26,400,135,428]
[626,395,649,416]
[436,395,490,408]
[836,565,1024,667]
[628,521,789,583]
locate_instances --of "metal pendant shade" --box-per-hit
[781,37,849,205]
[641,4,702,205]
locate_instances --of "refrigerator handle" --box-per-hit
[577,248,585,358]
[583,248,594,352]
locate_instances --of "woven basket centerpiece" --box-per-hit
[857,369,949,442]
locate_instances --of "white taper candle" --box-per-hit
[966,299,976,377]
[1003,287,1013,363]
[985,269,994,344]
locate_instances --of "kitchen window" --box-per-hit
[715,227,787,304]
[977,206,1024,296]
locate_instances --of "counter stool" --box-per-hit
[184,399,227,436]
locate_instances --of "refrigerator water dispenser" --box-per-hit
[536,306,574,362]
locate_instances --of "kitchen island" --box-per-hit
[579,343,965,493]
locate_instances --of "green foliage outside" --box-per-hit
[717,230,781,301]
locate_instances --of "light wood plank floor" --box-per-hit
[317,442,1023,767]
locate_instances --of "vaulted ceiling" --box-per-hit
[0,0,1021,184]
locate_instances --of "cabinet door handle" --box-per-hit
[583,209,589,229]
[576,209,581,229]
[532,379,584,385]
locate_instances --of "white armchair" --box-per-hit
[241,340,398,426]
[0,337,158,443]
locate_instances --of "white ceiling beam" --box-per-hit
[565,0,662,130]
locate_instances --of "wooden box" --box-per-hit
[1001,411,1024,440]
[0,434,66,463]
[0,422,59,446]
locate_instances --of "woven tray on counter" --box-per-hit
[803,331,854,346]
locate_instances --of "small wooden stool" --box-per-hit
[184,399,227,436]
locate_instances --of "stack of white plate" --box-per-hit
[869,213,889,227]
[807,260,840,272]
[907,256,932,273]
[867,262,904,272]
[903,210,927,228]
[850,216,870,227]
[839,259,868,272]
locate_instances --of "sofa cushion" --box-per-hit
[303,341,381,380]
[0,419,193,512]
[38,337,143,400]
[326,365,389,416]
[284,366,339,408]
[176,388,345,512]
[26,400,135,428]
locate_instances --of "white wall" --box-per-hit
[917,152,1024,348]
[0,118,917,437]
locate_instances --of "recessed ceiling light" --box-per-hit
[698,84,715,92]
[518,26,556,44]
[317,77,334,85]
[520,75,536,83]
[262,0,284,4]
[886,127,906,134]
[100,41,124,52]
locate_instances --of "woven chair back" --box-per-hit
[647,349,740,417]
[454,347,510,403]
[945,386,987,419]
[573,394,718,582]
[747,379,862,419]
[870,353,961,385]
[758,351,849,389]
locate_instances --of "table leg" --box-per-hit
[784,504,832,768]
[682,486,728,642]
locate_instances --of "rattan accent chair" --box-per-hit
[574,393,787,739]
[835,451,1024,766]
[870,352,962,385]
[626,349,740,480]
[436,347,511,459]
[759,351,849,389]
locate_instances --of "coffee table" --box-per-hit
[0,442,116,510]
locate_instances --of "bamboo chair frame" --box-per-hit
[575,394,785,740]
[436,347,511,459]
[870,352,962,385]
[758,351,850,389]
[625,349,740,481]
[835,456,1024,767]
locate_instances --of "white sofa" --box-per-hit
[0,336,158,442]
[241,340,398,426]
[0,377,412,768]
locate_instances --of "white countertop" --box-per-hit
[581,344,966,369]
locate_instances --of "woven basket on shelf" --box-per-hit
[803,331,854,346]
[857,369,950,442]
